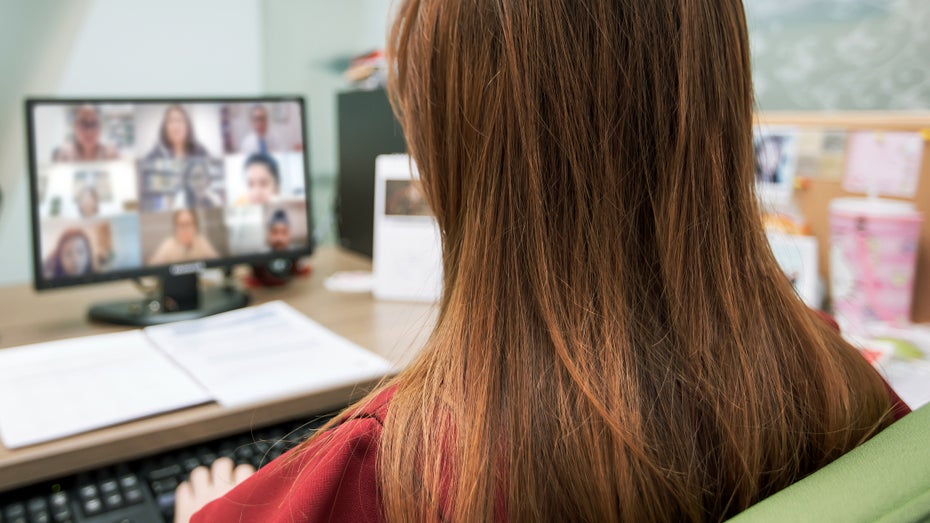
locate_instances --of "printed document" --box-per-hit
[0,331,211,449]
[144,301,393,407]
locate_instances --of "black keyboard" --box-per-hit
[0,412,337,523]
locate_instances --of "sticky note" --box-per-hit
[843,131,924,198]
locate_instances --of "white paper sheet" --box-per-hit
[0,331,211,449]
[143,301,393,407]
[882,360,930,410]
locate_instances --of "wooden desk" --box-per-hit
[0,247,436,492]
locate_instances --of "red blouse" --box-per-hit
[194,356,910,522]
[192,388,393,523]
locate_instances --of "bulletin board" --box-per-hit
[759,112,930,323]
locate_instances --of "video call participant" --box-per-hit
[44,228,93,278]
[176,160,224,209]
[178,0,911,521]
[237,153,280,205]
[52,105,119,162]
[94,221,116,272]
[75,186,100,218]
[145,105,210,161]
[148,209,219,265]
[266,209,291,251]
[238,105,281,155]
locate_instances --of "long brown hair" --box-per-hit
[332,1,896,521]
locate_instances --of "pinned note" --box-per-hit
[843,131,924,198]
[795,128,848,181]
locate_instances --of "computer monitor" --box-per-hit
[336,89,407,257]
[25,96,313,325]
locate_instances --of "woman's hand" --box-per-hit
[173,457,255,523]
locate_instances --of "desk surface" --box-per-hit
[0,246,436,491]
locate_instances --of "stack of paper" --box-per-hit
[144,301,394,407]
[0,331,211,448]
[0,302,393,448]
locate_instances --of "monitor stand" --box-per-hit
[88,273,250,326]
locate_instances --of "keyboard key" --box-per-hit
[78,484,99,501]
[100,479,120,495]
[235,445,255,461]
[217,444,235,459]
[82,498,103,516]
[151,477,179,495]
[104,491,123,510]
[26,498,51,523]
[182,456,201,473]
[199,452,218,465]
[118,474,140,490]
[123,487,144,505]
[49,492,69,511]
[4,504,25,520]
[27,497,48,513]
[156,492,176,518]
[148,464,183,482]
[51,507,72,522]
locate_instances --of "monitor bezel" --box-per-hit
[24,95,315,291]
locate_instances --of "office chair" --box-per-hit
[729,402,930,522]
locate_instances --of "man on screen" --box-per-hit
[239,105,281,155]
[266,209,291,252]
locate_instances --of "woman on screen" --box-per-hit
[145,105,210,161]
[75,186,100,218]
[175,160,223,209]
[148,209,219,265]
[235,153,280,205]
[52,105,119,162]
[44,228,93,278]
[178,1,906,521]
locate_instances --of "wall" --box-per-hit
[261,0,394,242]
[2,0,929,287]
[0,0,263,287]
[747,0,930,110]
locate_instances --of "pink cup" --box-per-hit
[829,198,923,334]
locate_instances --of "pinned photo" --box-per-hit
[795,129,847,181]
[753,126,799,205]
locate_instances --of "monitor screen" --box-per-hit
[25,97,312,290]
